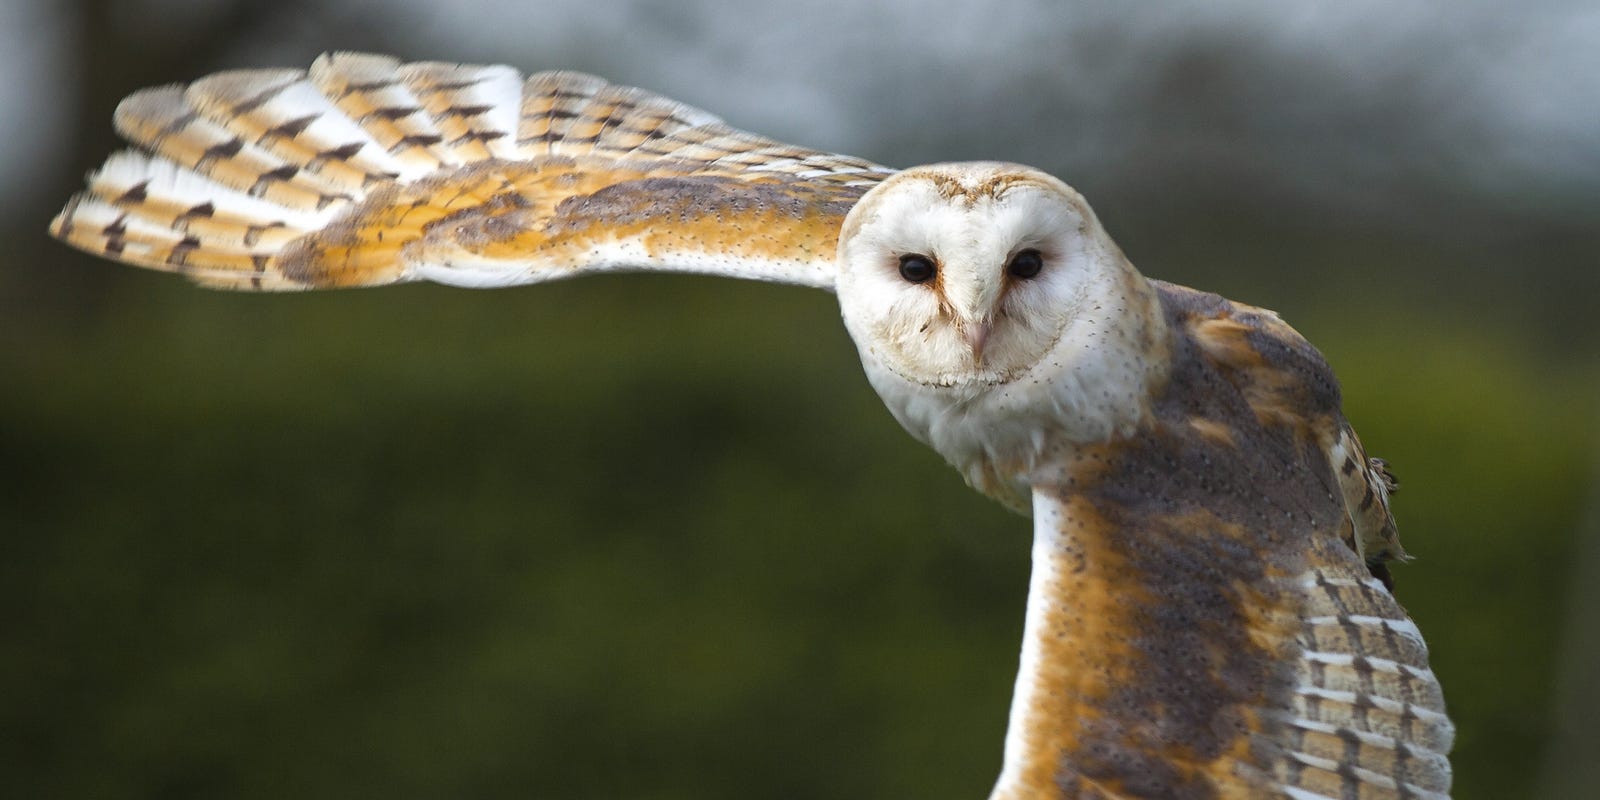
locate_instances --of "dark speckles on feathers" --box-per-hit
[548,175,860,232]
[1029,281,1366,797]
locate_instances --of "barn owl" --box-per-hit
[52,53,1453,799]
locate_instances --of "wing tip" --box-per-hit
[47,195,79,242]
[311,50,402,76]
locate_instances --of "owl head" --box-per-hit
[833,163,1166,502]
[835,162,1132,391]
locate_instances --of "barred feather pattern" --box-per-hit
[1281,559,1455,799]
[51,52,894,291]
[1329,425,1407,572]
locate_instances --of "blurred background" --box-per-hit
[3,1,1597,797]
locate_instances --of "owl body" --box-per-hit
[52,54,1452,799]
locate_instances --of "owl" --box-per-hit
[52,53,1453,799]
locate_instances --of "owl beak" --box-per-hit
[965,319,993,367]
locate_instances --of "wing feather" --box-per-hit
[112,85,357,210]
[394,60,525,162]
[309,53,462,171]
[52,52,895,291]
[989,286,1450,800]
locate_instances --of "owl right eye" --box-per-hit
[898,254,937,284]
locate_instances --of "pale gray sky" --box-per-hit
[8,0,1598,219]
[0,0,71,206]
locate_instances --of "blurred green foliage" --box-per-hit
[3,262,1595,799]
[7,5,1600,793]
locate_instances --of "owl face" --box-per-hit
[835,163,1100,390]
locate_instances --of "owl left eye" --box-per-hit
[898,254,937,284]
[1007,249,1044,280]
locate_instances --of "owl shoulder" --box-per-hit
[1149,279,1343,433]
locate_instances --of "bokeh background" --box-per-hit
[4,1,1597,798]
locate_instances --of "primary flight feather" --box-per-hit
[52,52,1452,799]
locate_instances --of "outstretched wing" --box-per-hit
[990,284,1452,800]
[51,52,894,291]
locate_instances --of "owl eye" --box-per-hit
[1007,249,1044,280]
[898,254,937,284]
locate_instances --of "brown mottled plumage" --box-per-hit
[992,285,1450,798]
[51,53,1451,799]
